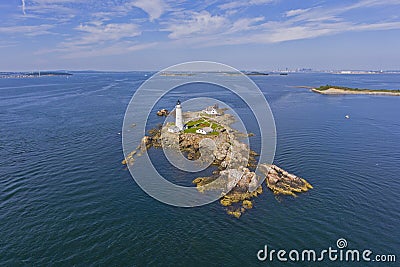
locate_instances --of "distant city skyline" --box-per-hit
[1,0,400,71]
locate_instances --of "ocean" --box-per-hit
[1,72,399,266]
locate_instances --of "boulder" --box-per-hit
[156,109,169,116]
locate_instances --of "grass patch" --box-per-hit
[186,118,207,127]
[183,127,219,135]
[183,117,223,135]
[183,128,198,133]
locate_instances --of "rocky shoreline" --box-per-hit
[293,85,400,96]
[311,87,400,96]
[123,108,312,218]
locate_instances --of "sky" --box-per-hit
[1,0,400,71]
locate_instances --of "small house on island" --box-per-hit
[168,126,180,133]
[196,127,213,135]
[202,106,218,115]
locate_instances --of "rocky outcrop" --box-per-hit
[259,164,313,197]
[156,109,169,116]
[192,167,262,218]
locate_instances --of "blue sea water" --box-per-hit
[0,72,399,266]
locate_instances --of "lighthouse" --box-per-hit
[175,100,184,130]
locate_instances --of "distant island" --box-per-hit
[245,71,289,76]
[245,71,269,76]
[0,71,72,79]
[305,85,400,96]
[159,72,195,77]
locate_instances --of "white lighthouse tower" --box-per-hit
[175,100,184,131]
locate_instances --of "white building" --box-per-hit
[196,127,213,135]
[202,106,218,115]
[168,126,180,133]
[175,100,184,130]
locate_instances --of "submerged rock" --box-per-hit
[227,208,243,219]
[122,149,138,166]
[242,200,253,209]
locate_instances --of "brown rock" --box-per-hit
[156,109,169,116]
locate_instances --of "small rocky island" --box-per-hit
[123,101,313,218]
[311,85,400,96]
[156,108,169,116]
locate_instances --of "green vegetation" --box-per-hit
[185,118,207,127]
[183,117,222,135]
[183,128,198,133]
[315,84,400,93]
[210,122,223,130]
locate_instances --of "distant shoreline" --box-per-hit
[0,72,72,79]
[296,85,400,96]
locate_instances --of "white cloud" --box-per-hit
[284,0,400,22]
[18,1,79,23]
[36,21,145,58]
[7,0,400,61]
[166,11,228,39]
[349,21,400,31]
[285,8,311,17]
[58,42,158,58]
[0,41,18,49]
[26,4,74,13]
[21,0,26,15]
[219,0,274,10]
[31,0,85,3]
[228,16,265,33]
[222,20,400,46]
[129,0,166,21]
[163,0,400,48]
[0,24,54,36]
[73,22,141,45]
[347,0,400,9]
